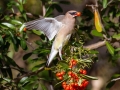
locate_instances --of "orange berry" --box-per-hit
[69,85,73,90]
[23,28,27,32]
[65,85,70,90]
[74,83,78,86]
[83,80,89,87]
[70,59,74,62]
[75,78,79,82]
[76,12,81,16]
[62,82,67,89]
[58,76,63,80]
[56,72,61,77]
[68,71,72,76]
[69,65,72,68]
[60,71,65,75]
[70,83,74,86]
[71,73,76,78]
[79,84,84,88]
[72,61,77,65]
[82,70,87,75]
[79,69,83,74]
[62,82,66,85]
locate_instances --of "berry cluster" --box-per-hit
[69,59,77,68]
[56,71,65,80]
[55,59,89,90]
[62,80,89,90]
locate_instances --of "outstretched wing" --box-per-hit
[25,18,63,41]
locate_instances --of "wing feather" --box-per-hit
[25,18,63,40]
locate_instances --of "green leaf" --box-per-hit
[112,54,120,61]
[5,55,21,69]
[89,50,99,54]
[111,74,120,79]
[20,77,28,83]
[0,35,4,45]
[18,0,23,4]
[5,55,16,66]
[4,15,10,20]
[23,53,32,60]
[16,3,23,12]
[32,64,45,72]
[22,12,27,21]
[115,48,120,52]
[40,49,50,54]
[8,30,17,44]
[59,61,69,69]
[11,20,22,25]
[55,77,69,87]
[91,30,103,37]
[116,11,120,17]
[13,38,20,51]
[3,78,11,83]
[1,22,15,29]
[32,30,42,35]
[112,34,120,40]
[35,40,43,46]
[40,83,47,90]
[106,81,115,89]
[103,0,107,8]
[19,24,26,32]
[45,5,54,17]
[20,38,27,50]
[105,41,114,55]
[6,66,13,79]
[81,75,98,80]
[33,83,39,89]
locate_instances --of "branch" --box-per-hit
[83,40,106,50]
[42,1,46,16]
[101,0,114,11]
[107,0,114,6]
[110,77,120,82]
[13,66,45,83]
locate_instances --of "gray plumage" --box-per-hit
[25,16,64,41]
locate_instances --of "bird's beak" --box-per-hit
[75,12,81,17]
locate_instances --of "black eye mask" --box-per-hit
[69,12,77,15]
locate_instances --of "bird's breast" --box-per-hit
[53,24,74,50]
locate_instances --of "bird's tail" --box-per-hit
[46,49,58,67]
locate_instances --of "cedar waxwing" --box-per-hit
[25,10,81,66]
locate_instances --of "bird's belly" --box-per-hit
[53,34,71,50]
[53,25,73,50]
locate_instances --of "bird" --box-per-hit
[25,10,81,66]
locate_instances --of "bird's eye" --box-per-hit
[69,12,77,15]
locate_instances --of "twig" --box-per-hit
[13,66,45,83]
[42,1,46,16]
[2,66,26,73]
[83,40,106,50]
[10,66,27,73]
[101,0,114,11]
[107,0,114,6]
[110,77,120,82]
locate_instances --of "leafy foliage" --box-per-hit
[0,0,120,90]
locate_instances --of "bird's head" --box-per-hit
[67,10,81,18]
